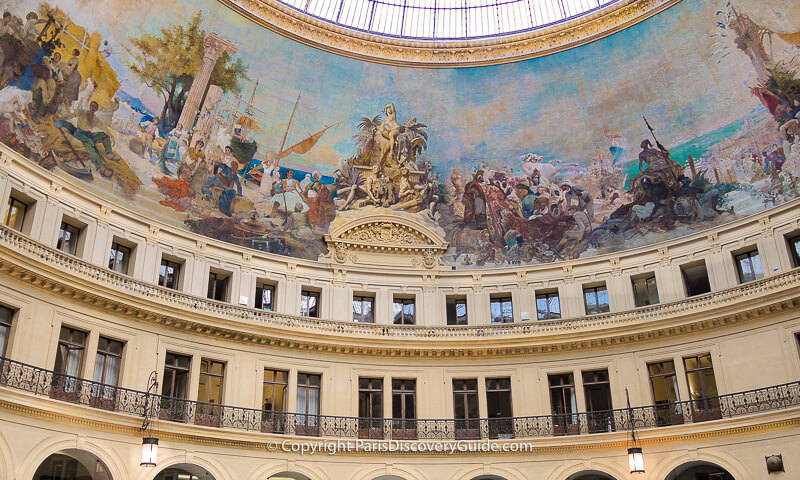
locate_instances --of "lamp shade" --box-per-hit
[628,446,645,473]
[140,437,159,467]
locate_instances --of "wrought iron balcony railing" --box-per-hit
[1,356,799,440]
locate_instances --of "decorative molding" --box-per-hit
[1,395,799,456]
[218,0,682,67]
[325,215,448,269]
[1,225,800,357]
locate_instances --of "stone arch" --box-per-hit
[453,465,527,480]
[565,471,618,480]
[139,453,230,480]
[649,451,747,480]
[663,460,737,480]
[351,466,427,480]
[247,462,330,480]
[545,461,628,480]
[0,429,16,480]
[21,437,124,480]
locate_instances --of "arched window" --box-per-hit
[665,461,735,480]
[33,450,112,480]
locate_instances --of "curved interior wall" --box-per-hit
[1,0,800,271]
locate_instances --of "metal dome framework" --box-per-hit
[275,0,620,39]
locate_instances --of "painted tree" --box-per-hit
[127,12,247,132]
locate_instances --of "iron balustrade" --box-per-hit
[1,355,799,439]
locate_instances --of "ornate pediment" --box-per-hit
[324,214,448,268]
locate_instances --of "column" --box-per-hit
[191,85,223,147]
[177,33,238,131]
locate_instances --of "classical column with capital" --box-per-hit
[177,32,238,132]
[191,85,223,147]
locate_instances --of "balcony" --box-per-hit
[1,356,798,440]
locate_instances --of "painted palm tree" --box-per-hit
[353,115,382,166]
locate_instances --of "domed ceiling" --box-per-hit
[1,0,799,268]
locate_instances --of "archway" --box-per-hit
[154,464,217,480]
[33,449,112,480]
[269,474,313,480]
[373,477,407,480]
[471,476,510,480]
[665,461,735,480]
[566,472,617,480]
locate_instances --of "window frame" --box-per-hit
[3,196,28,232]
[207,270,230,302]
[683,353,721,419]
[631,274,660,307]
[535,290,561,320]
[108,241,132,275]
[158,258,183,290]
[262,368,289,412]
[489,295,514,324]
[787,235,800,268]
[352,294,375,323]
[733,248,764,284]
[198,358,225,405]
[93,336,124,387]
[255,282,276,311]
[56,221,81,256]
[583,284,610,315]
[0,305,14,357]
[681,261,711,297]
[161,352,191,399]
[445,295,468,326]
[54,326,87,377]
[392,296,416,325]
[300,290,320,318]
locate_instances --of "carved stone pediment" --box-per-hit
[324,214,448,269]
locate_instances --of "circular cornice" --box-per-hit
[219,0,682,67]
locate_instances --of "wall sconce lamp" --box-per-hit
[140,371,160,467]
[766,454,784,474]
[626,389,645,474]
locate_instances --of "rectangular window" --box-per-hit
[255,282,275,311]
[490,296,513,324]
[161,352,191,399]
[446,296,468,326]
[262,369,288,433]
[300,290,320,318]
[198,359,225,404]
[788,235,800,267]
[682,262,711,297]
[683,353,721,422]
[734,249,764,283]
[549,373,578,435]
[648,360,682,426]
[3,196,27,231]
[392,379,416,438]
[0,305,13,357]
[582,369,613,432]
[358,377,383,439]
[486,377,513,439]
[108,242,131,275]
[207,271,230,302]
[632,275,659,307]
[583,284,610,315]
[158,259,181,290]
[296,373,321,435]
[197,359,225,426]
[91,337,123,408]
[453,379,480,439]
[536,291,561,320]
[353,295,375,323]
[160,352,191,422]
[56,222,80,255]
[393,297,416,325]
[52,326,87,399]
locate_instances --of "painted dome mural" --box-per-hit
[1,0,799,267]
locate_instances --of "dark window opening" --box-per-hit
[486,377,513,438]
[632,275,659,307]
[682,262,711,297]
[207,271,230,302]
[582,369,613,432]
[684,353,721,422]
[392,379,416,438]
[255,283,275,310]
[358,377,383,438]
[648,360,682,426]
[453,379,480,439]
[549,373,578,435]
[583,284,610,315]
[56,222,80,255]
[4,196,27,231]
[446,296,468,325]
[734,249,764,283]
[300,290,320,317]
[158,259,181,290]
[108,242,132,274]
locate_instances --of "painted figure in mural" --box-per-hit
[201,145,243,216]
[272,169,308,213]
[462,170,488,229]
[304,169,330,230]
[54,100,122,178]
[182,139,208,197]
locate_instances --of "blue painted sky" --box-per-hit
[9,0,798,173]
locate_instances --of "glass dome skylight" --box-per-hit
[276,0,619,39]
